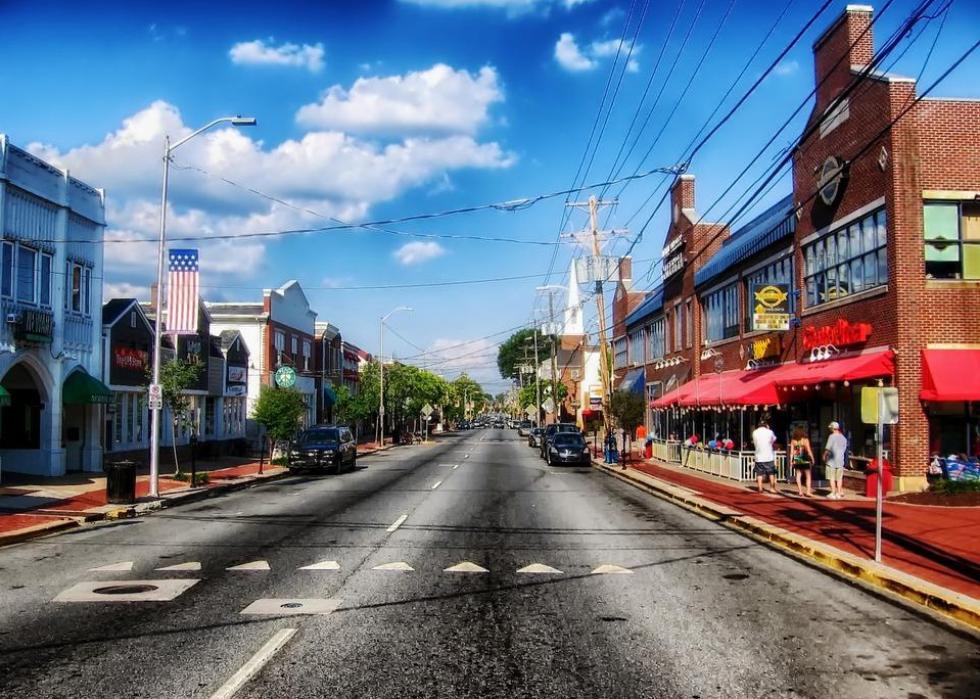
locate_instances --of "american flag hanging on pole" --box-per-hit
[167,248,200,335]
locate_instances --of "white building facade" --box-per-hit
[0,135,107,477]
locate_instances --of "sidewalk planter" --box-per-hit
[104,460,137,504]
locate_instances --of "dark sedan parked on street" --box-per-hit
[545,432,592,466]
[288,425,357,474]
[539,422,581,459]
[527,426,544,448]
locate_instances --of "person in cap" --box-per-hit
[823,421,848,499]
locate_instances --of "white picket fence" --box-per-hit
[649,438,789,482]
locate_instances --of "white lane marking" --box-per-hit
[157,561,202,571]
[226,560,270,571]
[54,579,200,602]
[516,564,563,574]
[452,464,459,470]
[88,561,133,572]
[464,454,470,459]
[240,598,342,616]
[386,514,408,533]
[431,480,443,490]
[298,560,340,571]
[590,564,634,575]
[444,561,489,573]
[208,628,297,699]
[372,561,414,571]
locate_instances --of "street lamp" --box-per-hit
[148,116,256,498]
[379,306,412,448]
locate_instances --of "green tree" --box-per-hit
[446,374,484,422]
[252,386,308,457]
[496,328,551,380]
[149,357,201,476]
[610,389,646,462]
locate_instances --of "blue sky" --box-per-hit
[2,0,977,391]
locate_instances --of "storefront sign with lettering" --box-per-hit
[802,319,872,351]
[15,309,54,343]
[113,347,148,371]
[750,335,781,361]
[752,284,790,331]
[227,365,246,384]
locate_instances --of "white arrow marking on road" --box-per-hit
[89,561,133,572]
[208,628,297,699]
[431,480,443,490]
[372,561,414,571]
[590,564,633,575]
[157,561,202,571]
[227,560,270,571]
[444,561,489,573]
[298,560,340,571]
[386,514,409,532]
[516,564,563,574]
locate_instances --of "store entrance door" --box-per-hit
[63,404,86,472]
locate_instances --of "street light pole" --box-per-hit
[148,116,255,498]
[379,306,412,449]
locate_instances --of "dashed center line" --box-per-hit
[431,480,443,490]
[209,628,297,699]
[386,514,409,532]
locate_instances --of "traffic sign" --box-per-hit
[861,387,899,425]
[148,383,162,399]
[275,366,297,388]
[524,406,535,417]
[148,396,163,411]
[421,403,434,417]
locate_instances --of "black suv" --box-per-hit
[539,423,580,459]
[288,425,357,474]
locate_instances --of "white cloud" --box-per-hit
[774,60,799,77]
[554,33,595,71]
[229,38,324,73]
[555,34,641,73]
[296,64,503,135]
[400,0,593,12]
[393,241,446,265]
[103,282,149,301]
[414,337,501,386]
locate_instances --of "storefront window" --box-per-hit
[703,282,739,342]
[1,242,12,298]
[924,201,980,280]
[113,393,124,444]
[647,317,665,360]
[804,208,887,307]
[205,397,216,436]
[613,337,628,369]
[628,329,644,366]
[126,394,135,443]
[135,395,144,443]
[16,246,36,303]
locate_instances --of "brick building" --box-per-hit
[612,5,980,491]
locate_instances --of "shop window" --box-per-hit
[804,208,887,307]
[39,254,52,307]
[291,336,298,356]
[16,246,36,303]
[0,242,12,298]
[647,317,665,361]
[673,304,683,352]
[205,397,216,436]
[114,393,124,444]
[83,268,91,315]
[628,329,644,366]
[303,339,312,371]
[924,201,980,280]
[613,337,628,369]
[684,300,692,349]
[135,395,145,443]
[703,282,739,342]
[126,394,135,443]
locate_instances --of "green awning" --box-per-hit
[0,385,9,407]
[63,371,112,405]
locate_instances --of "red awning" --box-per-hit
[920,349,980,402]
[651,367,780,408]
[771,348,894,391]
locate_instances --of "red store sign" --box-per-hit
[802,320,873,351]
[114,346,148,371]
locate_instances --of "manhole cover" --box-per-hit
[93,584,160,595]
[280,602,303,609]
[722,573,749,581]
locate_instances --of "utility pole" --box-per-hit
[536,285,564,424]
[565,196,621,439]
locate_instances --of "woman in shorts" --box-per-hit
[790,426,815,497]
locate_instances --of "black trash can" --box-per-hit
[104,460,137,504]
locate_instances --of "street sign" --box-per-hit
[148,396,163,411]
[148,383,162,399]
[275,366,297,388]
[524,406,535,417]
[542,398,555,414]
[421,403,433,417]
[861,387,899,425]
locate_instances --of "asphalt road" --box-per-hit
[0,429,977,699]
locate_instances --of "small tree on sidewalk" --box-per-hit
[252,386,308,460]
[149,358,202,477]
[610,389,646,465]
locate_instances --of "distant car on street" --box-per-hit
[528,427,544,448]
[539,423,581,459]
[517,420,533,436]
[288,425,357,474]
[545,432,591,466]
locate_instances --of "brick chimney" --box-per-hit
[812,5,874,114]
[618,256,633,284]
[670,174,696,219]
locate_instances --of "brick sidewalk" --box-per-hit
[627,458,980,599]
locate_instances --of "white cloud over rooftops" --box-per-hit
[229,38,325,73]
[393,241,447,265]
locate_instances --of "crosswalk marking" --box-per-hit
[157,561,202,571]
[372,561,414,571]
[516,563,563,574]
[386,514,409,532]
[591,564,633,575]
[89,561,134,572]
[298,560,340,571]
[227,560,270,571]
[444,561,489,573]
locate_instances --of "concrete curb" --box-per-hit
[593,460,980,634]
[0,517,81,547]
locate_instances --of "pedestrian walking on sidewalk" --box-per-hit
[790,426,816,497]
[823,421,848,499]
[752,418,779,495]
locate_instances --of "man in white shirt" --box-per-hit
[752,419,778,494]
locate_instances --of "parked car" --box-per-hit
[288,425,357,474]
[517,420,533,436]
[545,432,592,466]
[528,427,544,448]
[539,423,581,459]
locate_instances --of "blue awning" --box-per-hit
[694,194,796,288]
[621,367,646,395]
[624,285,665,329]
[323,384,338,407]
